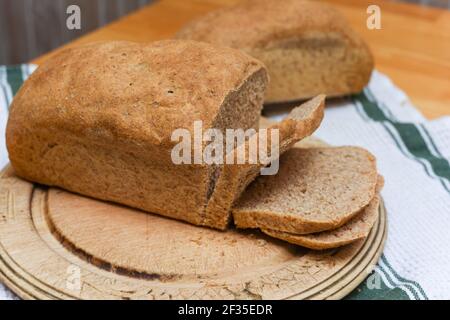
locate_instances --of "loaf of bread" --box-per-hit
[6,40,268,229]
[176,0,374,103]
[233,147,379,234]
[6,40,325,230]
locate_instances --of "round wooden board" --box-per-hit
[0,166,387,300]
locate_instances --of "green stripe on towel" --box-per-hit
[350,89,442,300]
[354,90,450,191]
[6,66,24,97]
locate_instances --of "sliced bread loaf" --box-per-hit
[176,0,374,103]
[6,40,269,229]
[7,40,326,230]
[232,146,378,234]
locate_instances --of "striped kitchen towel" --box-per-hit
[1,65,450,300]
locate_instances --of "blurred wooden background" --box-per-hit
[402,0,450,8]
[0,0,448,65]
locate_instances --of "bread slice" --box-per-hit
[176,0,374,103]
[262,177,383,249]
[232,146,378,234]
[262,195,380,250]
[6,40,269,228]
[205,95,325,228]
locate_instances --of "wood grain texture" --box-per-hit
[0,166,387,300]
[30,0,450,120]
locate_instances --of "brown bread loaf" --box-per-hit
[6,40,268,229]
[176,0,374,103]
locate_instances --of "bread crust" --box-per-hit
[176,0,374,102]
[6,40,269,227]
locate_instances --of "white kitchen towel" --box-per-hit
[1,65,449,300]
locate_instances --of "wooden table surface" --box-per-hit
[32,0,450,119]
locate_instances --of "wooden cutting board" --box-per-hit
[0,165,387,300]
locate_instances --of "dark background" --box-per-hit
[0,0,448,65]
[0,0,153,64]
